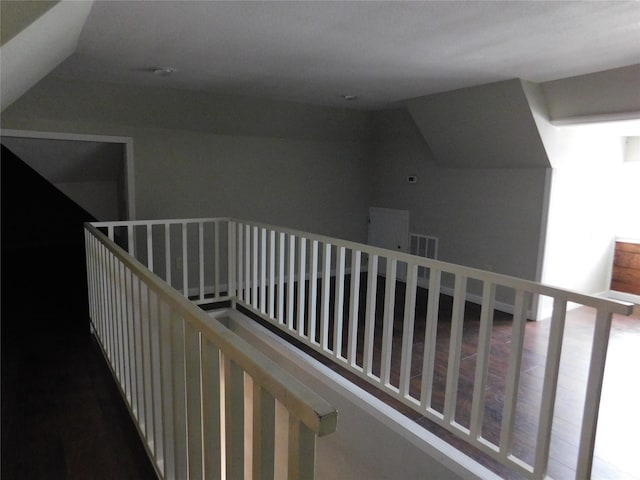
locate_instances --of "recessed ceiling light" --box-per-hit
[152,66,177,76]
[342,94,358,101]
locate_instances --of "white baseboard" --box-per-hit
[185,266,362,301]
[187,284,228,299]
[438,284,522,317]
[188,269,557,320]
[535,300,585,323]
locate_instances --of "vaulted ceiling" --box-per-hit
[3,0,640,111]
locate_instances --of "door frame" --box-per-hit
[1,129,136,220]
[368,207,410,280]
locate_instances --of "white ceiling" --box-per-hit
[51,0,640,109]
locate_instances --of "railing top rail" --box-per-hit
[91,217,228,227]
[85,222,338,437]
[90,217,634,316]
[228,218,634,317]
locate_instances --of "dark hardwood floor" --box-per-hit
[239,277,640,480]
[3,278,636,480]
[1,326,158,480]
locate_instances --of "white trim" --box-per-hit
[1,128,130,144]
[533,167,553,321]
[0,128,136,220]
[550,111,640,126]
[537,300,587,323]
[188,284,229,300]
[437,283,533,318]
[187,266,364,300]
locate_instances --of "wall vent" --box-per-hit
[409,233,438,281]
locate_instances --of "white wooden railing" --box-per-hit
[87,217,634,480]
[84,222,337,480]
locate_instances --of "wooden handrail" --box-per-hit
[89,217,635,479]
[85,222,337,437]
[91,218,633,316]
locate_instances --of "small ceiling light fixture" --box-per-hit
[342,94,358,101]
[152,66,177,76]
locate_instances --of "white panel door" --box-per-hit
[367,207,409,279]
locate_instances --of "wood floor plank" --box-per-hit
[242,274,640,480]
[1,328,158,480]
[4,273,637,480]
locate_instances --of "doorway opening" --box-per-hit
[0,129,135,221]
[540,122,640,312]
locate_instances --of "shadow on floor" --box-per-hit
[1,323,158,480]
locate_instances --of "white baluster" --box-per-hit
[224,356,245,480]
[287,235,296,331]
[185,323,203,480]
[500,289,527,458]
[363,254,379,377]
[201,339,222,479]
[297,237,307,338]
[182,223,188,298]
[347,251,362,369]
[252,226,259,309]
[381,258,398,386]
[214,221,221,298]
[199,222,205,302]
[399,263,418,398]
[533,298,567,477]
[470,281,496,439]
[319,243,332,351]
[444,275,467,425]
[308,240,319,345]
[268,230,276,318]
[277,232,285,325]
[260,228,267,314]
[333,247,346,359]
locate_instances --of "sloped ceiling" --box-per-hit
[0,0,93,112]
[406,79,550,168]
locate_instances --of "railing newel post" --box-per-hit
[576,308,614,480]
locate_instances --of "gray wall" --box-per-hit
[369,108,549,282]
[1,76,373,242]
[54,180,119,220]
[2,75,553,282]
[541,64,640,122]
